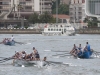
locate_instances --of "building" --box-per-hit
[53,14,70,23]
[60,0,70,5]
[69,0,86,23]
[85,0,100,17]
[0,0,52,19]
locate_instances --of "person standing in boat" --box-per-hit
[84,42,91,51]
[10,35,14,41]
[33,47,40,60]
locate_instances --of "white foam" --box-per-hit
[25,43,31,45]
[21,65,25,67]
[44,50,51,51]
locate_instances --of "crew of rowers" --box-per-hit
[2,35,14,43]
[70,42,92,57]
[12,47,47,61]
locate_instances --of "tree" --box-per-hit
[39,12,56,23]
[52,1,69,15]
[84,17,98,27]
[28,13,39,24]
[58,4,69,15]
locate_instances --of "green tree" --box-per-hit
[28,13,39,24]
[84,17,98,27]
[58,4,69,14]
[52,1,69,15]
[39,12,56,23]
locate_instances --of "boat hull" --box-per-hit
[77,50,93,59]
[13,59,47,67]
[4,40,15,46]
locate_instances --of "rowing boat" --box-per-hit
[77,49,93,59]
[4,40,15,46]
[13,59,47,67]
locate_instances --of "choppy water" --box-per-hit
[0,34,100,75]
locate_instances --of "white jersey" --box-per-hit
[10,36,14,41]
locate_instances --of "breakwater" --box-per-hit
[0,28,100,34]
[77,28,100,34]
[0,29,42,34]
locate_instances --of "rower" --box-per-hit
[10,35,14,41]
[43,57,47,61]
[70,44,78,54]
[84,42,91,51]
[33,47,40,60]
[21,51,27,59]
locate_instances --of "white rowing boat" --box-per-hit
[13,59,47,67]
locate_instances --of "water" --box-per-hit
[0,34,100,75]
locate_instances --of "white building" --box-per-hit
[85,0,100,17]
[69,0,86,23]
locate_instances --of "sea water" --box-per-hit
[0,34,100,75]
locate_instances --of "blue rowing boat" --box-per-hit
[4,40,15,46]
[77,50,93,59]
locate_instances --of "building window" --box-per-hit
[2,2,9,5]
[25,6,32,9]
[63,19,67,23]
[82,0,85,3]
[26,0,31,1]
[20,2,26,4]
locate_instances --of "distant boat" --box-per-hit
[42,23,76,36]
[4,40,15,46]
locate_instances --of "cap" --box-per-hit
[33,47,35,49]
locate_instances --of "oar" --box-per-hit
[52,52,70,56]
[0,42,3,44]
[58,54,72,57]
[15,41,25,45]
[0,57,13,63]
[46,61,71,66]
[44,50,70,52]
[46,61,62,64]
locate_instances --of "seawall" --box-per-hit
[0,28,100,34]
[0,29,42,34]
[77,28,100,34]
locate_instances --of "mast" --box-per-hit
[56,0,58,24]
[13,0,15,18]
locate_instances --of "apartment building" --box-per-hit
[60,0,70,5]
[0,0,52,19]
[69,0,86,23]
[85,0,100,17]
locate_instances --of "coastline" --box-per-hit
[0,29,42,34]
[0,28,100,34]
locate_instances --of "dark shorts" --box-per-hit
[35,54,40,58]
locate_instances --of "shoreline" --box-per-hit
[0,29,42,34]
[0,28,100,34]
